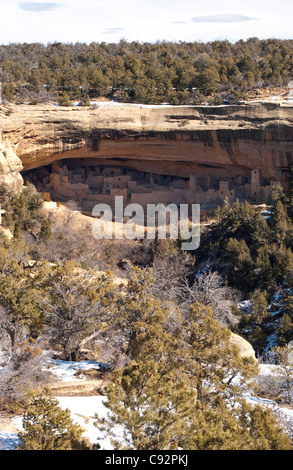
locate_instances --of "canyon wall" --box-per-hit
[0,101,293,195]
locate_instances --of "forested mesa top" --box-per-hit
[0,38,293,105]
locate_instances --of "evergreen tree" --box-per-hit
[178,302,258,408]
[40,217,52,241]
[19,388,89,450]
[222,238,254,293]
[249,291,269,325]
[95,301,292,450]
[40,260,118,359]
[0,256,44,338]
[96,360,194,450]
[277,313,293,346]
[58,90,71,107]
[270,199,291,244]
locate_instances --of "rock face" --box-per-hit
[0,328,12,367]
[0,144,23,193]
[0,101,293,200]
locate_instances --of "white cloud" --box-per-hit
[103,28,127,34]
[18,2,63,12]
[192,14,257,23]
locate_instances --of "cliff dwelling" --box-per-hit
[21,158,278,215]
[1,102,289,216]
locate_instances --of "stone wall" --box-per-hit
[23,160,277,215]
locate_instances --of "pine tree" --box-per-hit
[58,90,71,107]
[40,217,52,241]
[178,301,259,408]
[249,291,269,325]
[116,266,178,366]
[270,199,291,245]
[18,388,89,450]
[95,344,291,449]
[95,360,195,450]
[277,314,293,346]
[222,238,254,293]
[0,258,44,338]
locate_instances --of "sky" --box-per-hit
[0,0,292,45]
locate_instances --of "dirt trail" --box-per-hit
[48,378,107,397]
[0,415,19,433]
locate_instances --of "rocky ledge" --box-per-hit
[0,101,293,194]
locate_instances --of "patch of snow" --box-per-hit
[238,300,251,311]
[11,396,114,449]
[45,358,110,382]
[264,334,278,352]
[0,432,21,450]
[243,391,275,406]
[1,359,292,450]
[56,395,112,449]
[258,363,280,376]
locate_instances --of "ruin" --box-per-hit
[22,159,277,215]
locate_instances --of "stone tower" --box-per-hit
[251,169,260,201]
[189,175,199,191]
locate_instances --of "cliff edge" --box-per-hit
[0,101,293,192]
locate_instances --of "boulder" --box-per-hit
[230,332,256,361]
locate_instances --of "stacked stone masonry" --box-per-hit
[23,160,278,215]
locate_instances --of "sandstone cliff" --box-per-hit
[0,102,293,191]
[0,143,23,192]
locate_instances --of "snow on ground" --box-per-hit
[0,432,21,451]
[74,100,228,109]
[10,395,113,450]
[56,395,113,449]
[45,357,109,381]
[1,359,292,450]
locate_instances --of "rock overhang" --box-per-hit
[1,101,293,191]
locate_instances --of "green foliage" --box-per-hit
[177,302,258,405]
[249,291,270,325]
[40,217,52,241]
[1,39,293,104]
[198,197,293,295]
[58,90,71,107]
[96,360,195,450]
[0,244,45,337]
[3,183,44,232]
[277,313,293,346]
[97,359,291,449]
[18,388,89,450]
[95,294,291,450]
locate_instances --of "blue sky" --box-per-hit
[1,0,292,44]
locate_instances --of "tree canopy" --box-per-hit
[0,38,292,105]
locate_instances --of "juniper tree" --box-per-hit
[58,90,71,107]
[277,314,293,347]
[249,291,270,325]
[222,238,254,293]
[0,256,45,339]
[40,260,119,360]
